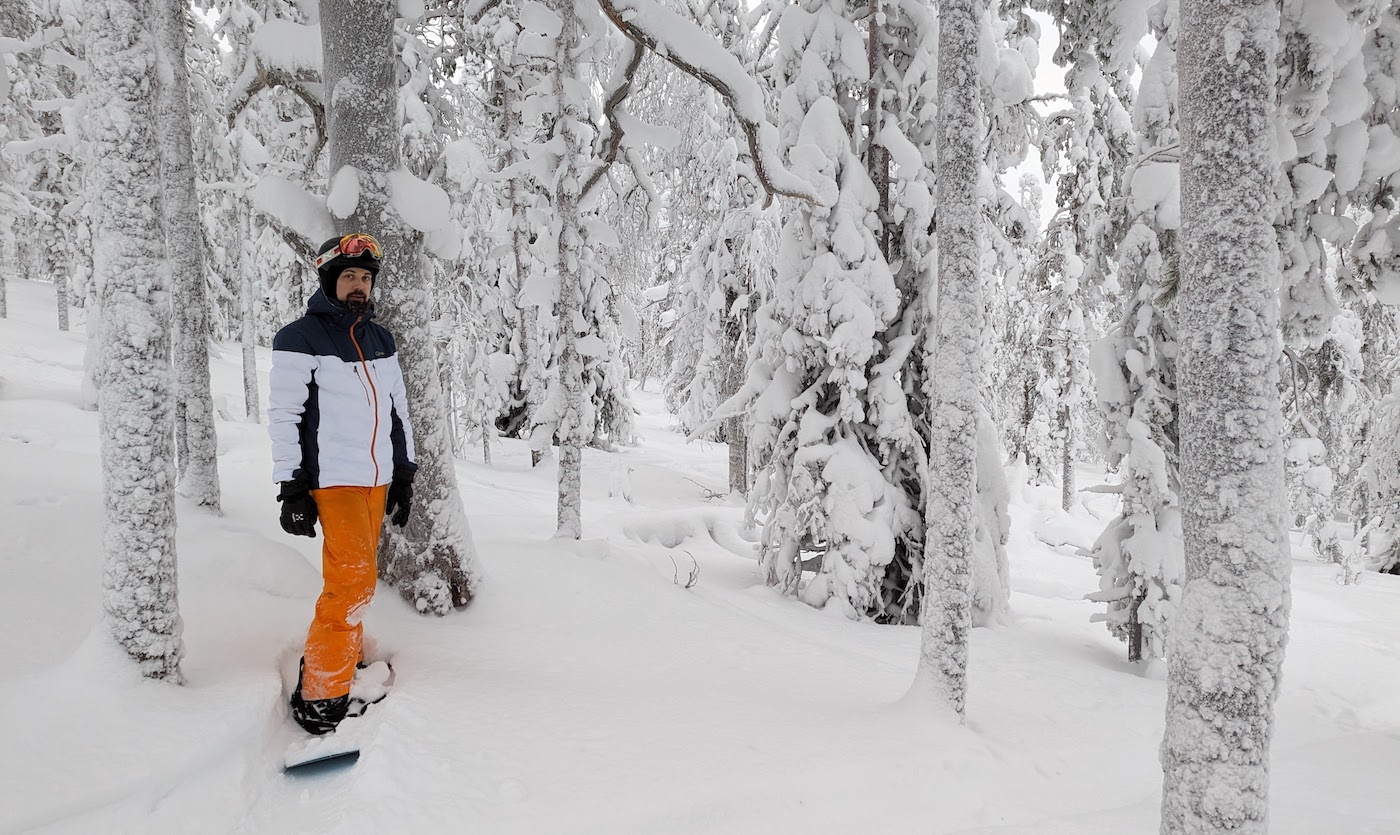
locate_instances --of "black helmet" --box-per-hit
[314,234,381,299]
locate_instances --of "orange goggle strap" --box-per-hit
[314,234,382,270]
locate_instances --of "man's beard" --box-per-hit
[345,294,369,312]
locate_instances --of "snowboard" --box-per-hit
[283,660,394,776]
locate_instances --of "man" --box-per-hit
[268,233,417,735]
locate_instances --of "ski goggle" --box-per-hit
[314,233,382,269]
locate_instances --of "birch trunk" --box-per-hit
[1160,0,1291,828]
[54,250,69,331]
[86,0,184,681]
[320,0,480,612]
[914,0,984,717]
[155,1,221,512]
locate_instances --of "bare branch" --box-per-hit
[670,550,700,588]
[225,62,327,168]
[594,0,820,206]
[581,40,646,201]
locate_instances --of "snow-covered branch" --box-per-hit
[594,0,820,206]
[225,22,326,166]
[463,0,505,22]
[581,41,646,201]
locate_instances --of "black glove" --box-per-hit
[385,467,414,527]
[278,479,318,537]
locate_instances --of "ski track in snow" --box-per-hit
[1,276,1398,833]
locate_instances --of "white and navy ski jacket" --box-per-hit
[269,289,416,488]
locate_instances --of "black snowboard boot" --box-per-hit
[290,657,349,735]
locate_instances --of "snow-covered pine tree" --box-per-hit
[862,0,942,625]
[1354,299,1400,574]
[1085,0,1184,665]
[85,0,184,681]
[319,0,481,611]
[2,3,89,333]
[1274,0,1381,576]
[1335,3,1400,575]
[155,2,221,512]
[1159,0,1291,827]
[1030,0,1138,513]
[464,4,551,447]
[985,10,1047,484]
[737,0,906,617]
[914,0,985,717]
[1362,375,1400,574]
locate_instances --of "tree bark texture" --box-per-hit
[915,0,984,718]
[547,0,588,539]
[1161,0,1291,829]
[155,0,221,512]
[86,0,184,681]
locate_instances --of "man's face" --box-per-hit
[336,267,373,310]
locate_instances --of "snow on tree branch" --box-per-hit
[225,21,326,166]
[594,0,821,206]
[251,175,334,260]
[463,0,505,22]
[581,40,646,201]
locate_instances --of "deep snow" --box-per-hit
[1,275,1397,834]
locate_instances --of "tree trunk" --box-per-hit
[54,248,69,331]
[86,0,184,682]
[547,0,587,540]
[1128,587,1145,663]
[1060,405,1074,512]
[321,0,480,612]
[722,293,747,495]
[914,0,984,718]
[238,212,260,423]
[1160,0,1291,829]
[155,1,221,512]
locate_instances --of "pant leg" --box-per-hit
[302,484,388,701]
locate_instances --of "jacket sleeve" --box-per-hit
[388,353,417,475]
[268,331,319,483]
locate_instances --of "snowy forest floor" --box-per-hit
[1,276,1398,834]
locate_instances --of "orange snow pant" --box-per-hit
[301,484,388,701]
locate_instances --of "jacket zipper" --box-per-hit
[349,315,381,485]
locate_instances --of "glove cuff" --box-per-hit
[392,464,417,485]
[278,478,310,502]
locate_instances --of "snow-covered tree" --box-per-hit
[1035,44,1131,511]
[1084,0,1184,665]
[1362,376,1400,574]
[86,0,184,681]
[735,0,909,618]
[914,0,986,718]
[2,2,89,333]
[155,2,221,512]
[1159,0,1292,827]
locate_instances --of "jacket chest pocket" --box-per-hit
[351,365,374,407]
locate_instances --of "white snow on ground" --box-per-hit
[1,276,1398,833]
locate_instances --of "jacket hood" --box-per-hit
[307,288,376,329]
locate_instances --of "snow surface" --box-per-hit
[1,277,1398,832]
